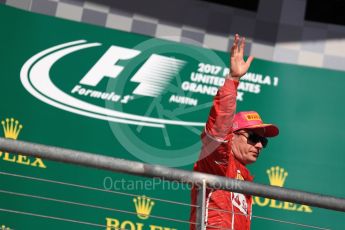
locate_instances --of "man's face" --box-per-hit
[231,129,267,165]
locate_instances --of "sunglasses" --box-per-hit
[236,131,268,148]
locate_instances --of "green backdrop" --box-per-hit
[0,5,344,230]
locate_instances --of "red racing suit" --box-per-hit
[190,78,253,230]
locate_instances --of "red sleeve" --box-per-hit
[194,78,239,176]
[205,78,239,140]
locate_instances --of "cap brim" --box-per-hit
[245,124,279,137]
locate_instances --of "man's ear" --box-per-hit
[232,133,238,143]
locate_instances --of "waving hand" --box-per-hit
[229,34,254,80]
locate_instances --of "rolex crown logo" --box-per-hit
[1,118,23,140]
[1,225,11,230]
[133,195,155,220]
[267,166,288,187]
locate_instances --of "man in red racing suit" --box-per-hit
[190,34,279,230]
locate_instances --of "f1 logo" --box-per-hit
[80,45,186,97]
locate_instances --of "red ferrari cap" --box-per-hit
[232,111,279,137]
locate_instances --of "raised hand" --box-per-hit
[229,34,254,80]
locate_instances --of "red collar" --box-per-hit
[230,153,254,181]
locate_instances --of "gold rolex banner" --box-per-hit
[0,4,344,230]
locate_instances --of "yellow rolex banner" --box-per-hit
[0,4,345,229]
